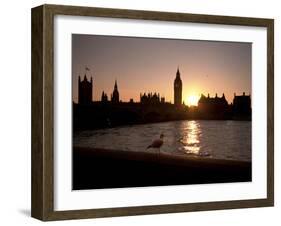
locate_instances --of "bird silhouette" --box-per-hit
[147,134,164,156]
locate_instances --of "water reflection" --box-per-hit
[179,121,201,155]
[74,120,251,161]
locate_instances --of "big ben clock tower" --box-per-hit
[174,67,182,106]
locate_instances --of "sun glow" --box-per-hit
[186,95,200,106]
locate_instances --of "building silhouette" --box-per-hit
[198,93,228,114]
[140,92,164,104]
[174,67,182,106]
[233,92,251,115]
[101,91,108,102]
[111,80,120,103]
[78,74,93,104]
[75,67,252,131]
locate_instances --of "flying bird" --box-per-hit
[147,134,164,156]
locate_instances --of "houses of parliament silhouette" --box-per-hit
[74,68,251,130]
[78,67,183,106]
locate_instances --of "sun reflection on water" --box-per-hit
[179,120,205,156]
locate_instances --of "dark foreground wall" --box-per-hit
[73,147,252,190]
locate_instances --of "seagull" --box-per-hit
[147,134,164,156]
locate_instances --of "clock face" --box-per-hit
[175,82,181,88]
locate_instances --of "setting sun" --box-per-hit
[186,95,200,106]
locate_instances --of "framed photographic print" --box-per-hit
[31,4,274,221]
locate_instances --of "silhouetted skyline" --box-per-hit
[72,34,251,104]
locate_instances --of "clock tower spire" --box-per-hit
[174,67,182,106]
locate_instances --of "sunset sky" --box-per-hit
[72,34,251,105]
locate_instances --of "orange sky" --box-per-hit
[72,34,251,105]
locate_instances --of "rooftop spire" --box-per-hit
[176,66,180,78]
[114,79,118,90]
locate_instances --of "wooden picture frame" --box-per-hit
[31,4,274,221]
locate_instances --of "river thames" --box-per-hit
[74,120,251,162]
